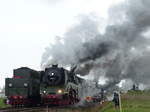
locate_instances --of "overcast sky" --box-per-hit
[0,0,123,87]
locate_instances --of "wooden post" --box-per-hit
[47,105,49,112]
[119,92,122,112]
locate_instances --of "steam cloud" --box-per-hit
[41,0,150,91]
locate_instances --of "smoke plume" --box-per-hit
[41,0,150,91]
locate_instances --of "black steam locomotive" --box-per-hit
[5,65,83,106]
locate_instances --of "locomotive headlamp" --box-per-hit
[51,72,54,76]
[24,83,28,87]
[8,83,12,87]
[43,91,46,94]
[57,89,63,94]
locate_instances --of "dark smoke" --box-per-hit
[41,0,150,91]
[79,42,109,63]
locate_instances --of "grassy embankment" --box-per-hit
[100,90,150,112]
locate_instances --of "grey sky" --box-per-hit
[0,0,122,87]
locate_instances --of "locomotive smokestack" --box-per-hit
[52,64,58,68]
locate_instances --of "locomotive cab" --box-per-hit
[5,67,41,106]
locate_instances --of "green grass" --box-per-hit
[0,98,9,108]
[101,90,150,112]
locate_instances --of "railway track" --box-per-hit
[0,107,45,112]
[0,105,71,112]
[0,101,106,112]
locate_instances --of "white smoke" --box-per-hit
[41,0,150,91]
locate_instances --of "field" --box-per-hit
[100,90,150,112]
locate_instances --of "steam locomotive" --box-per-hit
[5,65,83,106]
